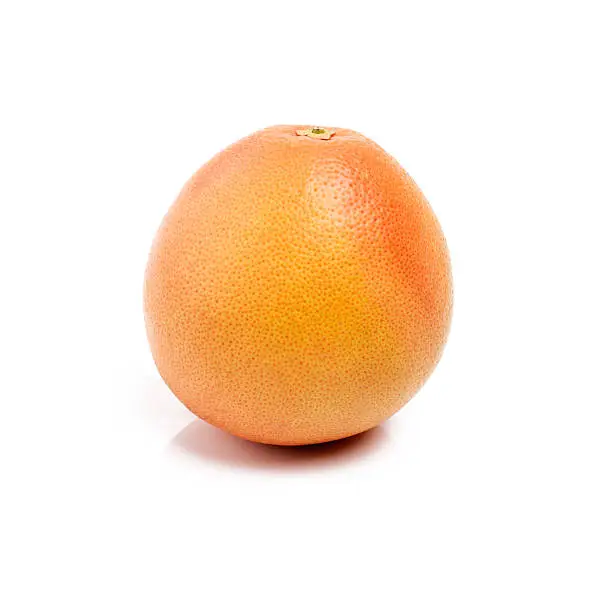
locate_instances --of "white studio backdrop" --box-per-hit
[1,1,604,611]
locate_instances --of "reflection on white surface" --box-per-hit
[169,419,391,472]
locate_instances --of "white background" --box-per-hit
[1,1,604,610]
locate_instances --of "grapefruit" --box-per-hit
[144,125,452,445]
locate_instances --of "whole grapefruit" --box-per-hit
[145,125,452,445]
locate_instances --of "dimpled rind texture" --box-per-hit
[144,125,453,445]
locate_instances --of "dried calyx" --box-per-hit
[296,126,336,140]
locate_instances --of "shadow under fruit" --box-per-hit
[144,125,453,445]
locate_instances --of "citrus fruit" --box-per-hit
[145,125,452,445]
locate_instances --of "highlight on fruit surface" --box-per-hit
[144,125,453,446]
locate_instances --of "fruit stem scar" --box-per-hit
[296,126,336,140]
